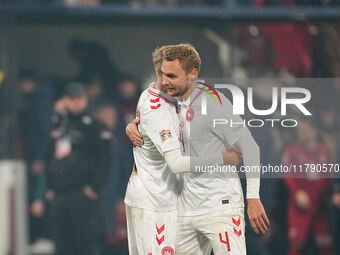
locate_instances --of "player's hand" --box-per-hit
[332,193,340,208]
[83,185,98,200]
[295,190,310,210]
[247,198,270,234]
[126,118,144,147]
[222,148,243,165]
[30,200,45,217]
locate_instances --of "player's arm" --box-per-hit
[164,147,243,174]
[126,117,243,171]
[235,133,270,234]
[206,94,269,234]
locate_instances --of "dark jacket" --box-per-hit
[46,110,112,195]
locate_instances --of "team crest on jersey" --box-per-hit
[186,108,194,122]
[160,129,173,143]
[161,246,174,255]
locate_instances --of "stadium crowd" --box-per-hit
[0,20,340,255]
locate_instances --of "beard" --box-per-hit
[167,86,187,97]
[167,78,191,98]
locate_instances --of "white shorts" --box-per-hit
[126,205,177,255]
[175,208,246,255]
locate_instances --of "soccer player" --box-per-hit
[128,44,270,255]
[124,47,243,255]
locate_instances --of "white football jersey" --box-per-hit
[124,83,181,212]
[177,83,251,216]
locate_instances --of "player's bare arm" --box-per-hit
[236,132,270,234]
[127,118,243,167]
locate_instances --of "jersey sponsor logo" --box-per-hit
[219,232,231,252]
[186,108,194,122]
[160,129,173,142]
[161,246,174,255]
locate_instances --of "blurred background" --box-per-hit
[1,1,340,255]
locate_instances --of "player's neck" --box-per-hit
[154,80,164,92]
[182,82,198,101]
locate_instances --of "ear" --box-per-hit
[190,68,198,80]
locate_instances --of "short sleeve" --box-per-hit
[142,107,181,155]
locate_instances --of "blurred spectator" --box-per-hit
[69,39,123,100]
[95,103,129,254]
[261,23,316,77]
[15,70,55,243]
[315,24,340,77]
[254,0,317,77]
[283,119,334,255]
[45,83,112,255]
[116,75,140,136]
[17,70,55,166]
[232,25,274,77]
[84,74,110,115]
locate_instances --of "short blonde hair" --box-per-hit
[161,44,201,73]
[152,46,165,76]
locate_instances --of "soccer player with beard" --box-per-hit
[124,46,243,255]
[127,44,270,255]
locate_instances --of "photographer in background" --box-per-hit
[45,82,112,255]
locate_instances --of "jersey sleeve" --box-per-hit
[206,94,250,147]
[142,107,181,155]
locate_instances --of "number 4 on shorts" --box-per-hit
[219,232,231,252]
